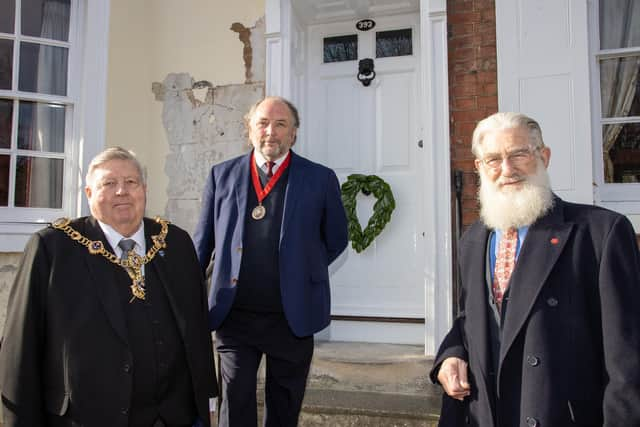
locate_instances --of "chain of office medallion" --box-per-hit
[50,217,169,269]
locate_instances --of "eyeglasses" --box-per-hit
[480,146,540,170]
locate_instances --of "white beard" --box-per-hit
[478,161,554,230]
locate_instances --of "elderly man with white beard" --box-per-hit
[430,112,640,427]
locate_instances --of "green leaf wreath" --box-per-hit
[340,174,396,253]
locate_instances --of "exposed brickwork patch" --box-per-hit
[447,0,498,230]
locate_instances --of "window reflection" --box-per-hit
[0,0,15,34]
[21,0,70,42]
[0,154,8,206]
[599,0,640,50]
[0,98,12,149]
[0,39,12,90]
[603,123,640,183]
[376,29,412,58]
[324,35,358,63]
[599,57,640,118]
[15,155,63,208]
[18,101,66,152]
[19,42,68,95]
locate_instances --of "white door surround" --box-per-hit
[265,0,452,356]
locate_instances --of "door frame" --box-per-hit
[264,0,452,356]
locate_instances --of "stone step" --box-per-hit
[308,341,439,396]
[211,341,443,426]
[299,388,440,426]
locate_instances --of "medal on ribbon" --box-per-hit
[250,151,291,220]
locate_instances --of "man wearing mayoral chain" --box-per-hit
[193,96,348,426]
[0,147,217,427]
[431,112,640,427]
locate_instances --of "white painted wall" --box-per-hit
[106,0,265,217]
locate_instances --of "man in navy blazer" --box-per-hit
[431,113,640,426]
[193,96,348,426]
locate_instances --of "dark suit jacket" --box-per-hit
[0,216,217,427]
[431,197,640,427]
[193,150,349,337]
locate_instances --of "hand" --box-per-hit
[437,357,471,401]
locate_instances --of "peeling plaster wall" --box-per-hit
[0,253,21,329]
[153,74,264,233]
[106,0,265,217]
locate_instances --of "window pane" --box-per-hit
[18,101,65,152]
[324,35,358,63]
[15,155,63,208]
[0,98,12,148]
[0,0,15,33]
[376,29,413,58]
[599,0,640,50]
[602,123,640,183]
[599,56,640,118]
[0,39,12,90]
[18,42,68,95]
[21,0,70,42]
[0,154,8,206]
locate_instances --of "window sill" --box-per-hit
[0,222,47,252]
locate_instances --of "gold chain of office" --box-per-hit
[340,174,395,254]
[50,217,170,302]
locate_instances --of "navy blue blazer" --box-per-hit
[431,197,640,427]
[193,150,348,337]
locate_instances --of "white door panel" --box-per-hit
[306,13,425,330]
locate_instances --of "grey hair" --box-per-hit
[244,96,300,143]
[85,147,147,187]
[471,112,545,158]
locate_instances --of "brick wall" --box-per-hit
[447,0,498,230]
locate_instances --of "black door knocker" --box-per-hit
[357,58,376,87]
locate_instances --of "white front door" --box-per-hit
[304,13,425,344]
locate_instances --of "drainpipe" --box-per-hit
[453,170,464,317]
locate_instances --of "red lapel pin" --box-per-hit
[550,237,559,245]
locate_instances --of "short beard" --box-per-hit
[478,161,554,230]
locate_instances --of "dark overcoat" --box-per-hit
[431,197,640,427]
[0,216,217,427]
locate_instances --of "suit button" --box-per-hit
[123,364,131,373]
[121,407,129,415]
[526,416,539,427]
[527,355,540,366]
[231,278,238,286]
[547,297,558,307]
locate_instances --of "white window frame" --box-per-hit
[0,0,110,251]
[589,0,640,215]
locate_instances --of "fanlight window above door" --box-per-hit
[376,28,412,58]
[323,34,358,63]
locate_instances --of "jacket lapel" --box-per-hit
[83,217,129,345]
[145,219,187,336]
[498,199,573,372]
[235,152,251,227]
[280,151,304,242]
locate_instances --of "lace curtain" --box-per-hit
[599,0,640,182]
